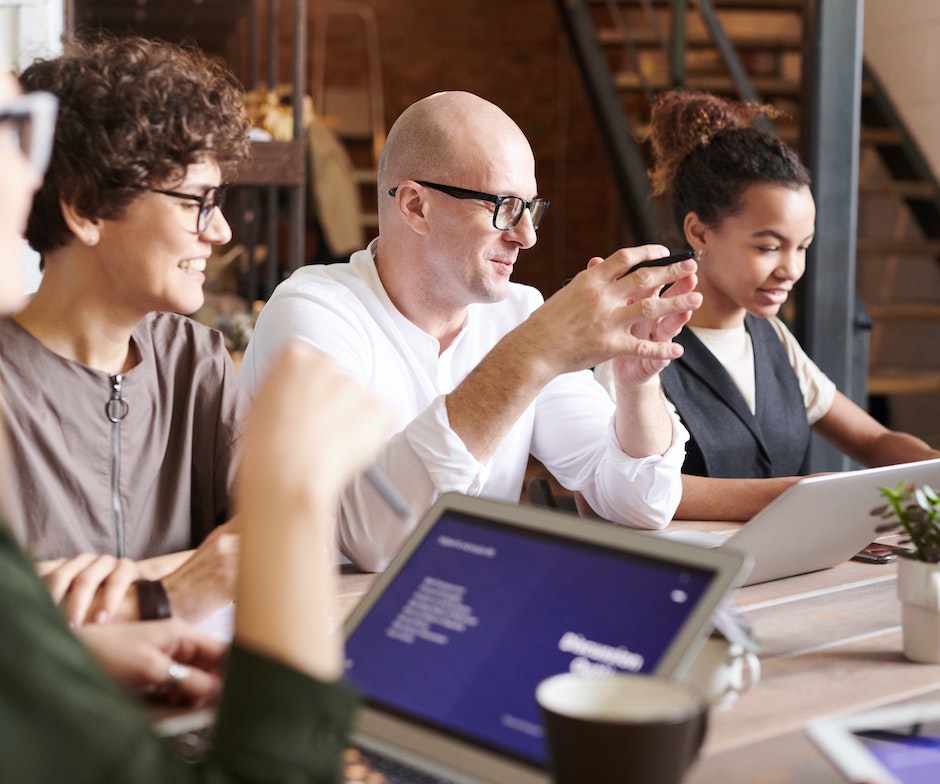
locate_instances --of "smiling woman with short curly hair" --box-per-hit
[1,36,255,635]
[21,36,250,257]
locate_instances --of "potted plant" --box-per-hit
[871,482,940,663]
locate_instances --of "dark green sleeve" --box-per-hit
[0,522,358,784]
[211,645,359,782]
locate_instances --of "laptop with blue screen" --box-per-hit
[343,492,751,783]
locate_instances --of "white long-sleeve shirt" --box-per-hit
[242,245,687,570]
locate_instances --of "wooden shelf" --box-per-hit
[72,0,253,53]
[234,141,307,187]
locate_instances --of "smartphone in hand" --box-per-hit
[562,250,698,289]
[618,250,698,279]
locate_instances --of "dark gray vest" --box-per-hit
[661,316,810,478]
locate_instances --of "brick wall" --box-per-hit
[296,0,630,299]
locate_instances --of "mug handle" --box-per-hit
[738,650,761,691]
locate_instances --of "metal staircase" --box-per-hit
[555,0,940,433]
[857,63,940,405]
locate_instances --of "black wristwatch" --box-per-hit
[135,579,172,620]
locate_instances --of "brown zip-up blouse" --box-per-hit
[0,311,250,560]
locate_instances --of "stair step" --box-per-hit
[625,123,904,157]
[860,180,938,199]
[857,238,940,255]
[613,71,800,95]
[611,75,879,104]
[628,118,801,144]
[868,369,940,396]
[860,126,904,146]
[597,29,804,50]
[588,0,808,9]
[866,303,940,322]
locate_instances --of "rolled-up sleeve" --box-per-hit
[531,370,687,530]
[337,396,489,572]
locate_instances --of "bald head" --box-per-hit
[373,92,540,336]
[378,91,534,196]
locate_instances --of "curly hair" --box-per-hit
[644,90,810,238]
[19,36,251,256]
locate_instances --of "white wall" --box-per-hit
[864,0,940,180]
[1,0,63,293]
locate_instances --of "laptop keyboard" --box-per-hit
[162,733,453,783]
[344,746,453,783]
[165,724,214,763]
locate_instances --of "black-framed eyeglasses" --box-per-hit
[149,183,229,234]
[0,91,58,177]
[389,180,549,231]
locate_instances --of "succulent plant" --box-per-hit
[871,482,940,563]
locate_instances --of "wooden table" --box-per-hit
[336,518,940,784]
[684,523,940,783]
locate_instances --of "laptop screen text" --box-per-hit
[344,510,716,768]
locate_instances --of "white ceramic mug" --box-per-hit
[681,635,761,711]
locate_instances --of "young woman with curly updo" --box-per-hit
[596,89,939,521]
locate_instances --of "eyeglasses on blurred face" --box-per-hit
[388,180,549,231]
[0,91,58,177]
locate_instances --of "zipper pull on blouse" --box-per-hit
[106,374,129,423]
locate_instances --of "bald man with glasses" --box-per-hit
[243,91,702,571]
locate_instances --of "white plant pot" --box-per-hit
[897,556,940,663]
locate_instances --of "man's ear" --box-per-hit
[59,198,102,247]
[390,181,430,236]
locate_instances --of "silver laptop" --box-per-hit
[342,491,750,784]
[664,458,940,586]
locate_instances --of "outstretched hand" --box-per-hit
[591,247,700,389]
[532,244,701,386]
[76,618,226,706]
